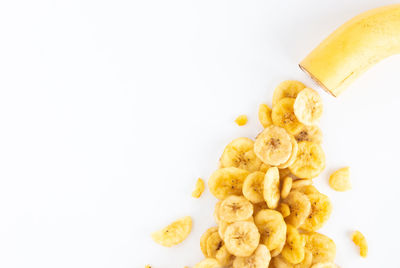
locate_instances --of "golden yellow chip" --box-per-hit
[259,104,273,128]
[206,232,223,257]
[305,232,336,264]
[263,167,281,209]
[271,255,294,268]
[281,176,293,199]
[300,193,332,232]
[144,265,151,268]
[294,248,313,268]
[233,244,271,268]
[352,230,368,258]
[224,221,260,257]
[277,203,291,218]
[215,245,234,266]
[208,167,250,200]
[151,216,192,247]
[293,125,323,144]
[192,178,205,198]
[283,191,311,228]
[272,80,306,107]
[235,115,248,126]
[281,224,305,264]
[292,179,313,190]
[219,195,253,222]
[310,263,337,268]
[329,167,351,192]
[272,98,304,135]
[289,141,325,179]
[254,209,287,251]
[193,258,221,268]
[200,227,219,256]
[243,171,265,204]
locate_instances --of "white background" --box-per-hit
[0,0,399,267]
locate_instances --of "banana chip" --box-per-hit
[272,98,304,135]
[235,115,248,126]
[206,232,224,257]
[282,224,305,264]
[254,125,293,166]
[271,255,294,268]
[224,221,260,257]
[352,230,367,258]
[305,232,336,264]
[293,125,323,144]
[271,239,286,257]
[300,193,332,232]
[259,104,273,128]
[329,167,351,192]
[277,203,291,218]
[201,227,219,256]
[254,209,286,251]
[263,167,281,209]
[218,217,253,239]
[194,258,221,268]
[283,191,311,228]
[292,179,313,190]
[278,135,299,169]
[243,171,265,204]
[281,176,293,199]
[310,263,337,268]
[151,216,192,247]
[219,195,253,223]
[208,167,250,200]
[272,80,306,107]
[289,141,325,179]
[294,248,313,268]
[295,185,319,195]
[294,88,323,126]
[233,244,271,268]
[220,138,264,172]
[192,178,205,198]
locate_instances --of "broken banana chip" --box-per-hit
[263,167,281,209]
[329,167,351,192]
[300,193,332,232]
[151,216,192,247]
[272,80,306,107]
[235,115,248,126]
[243,171,265,204]
[224,221,260,257]
[305,232,336,264]
[259,104,273,128]
[208,167,250,200]
[280,176,293,199]
[294,88,323,126]
[272,98,304,135]
[289,141,325,179]
[192,178,205,198]
[233,244,271,268]
[254,209,287,251]
[277,203,291,218]
[219,195,253,222]
[352,230,367,258]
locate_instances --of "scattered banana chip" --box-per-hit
[289,141,325,179]
[254,125,293,166]
[272,98,304,135]
[310,263,337,268]
[208,167,250,200]
[294,88,323,126]
[235,115,248,126]
[294,125,323,144]
[277,203,291,218]
[192,178,205,198]
[233,244,271,268]
[281,176,293,199]
[300,193,332,232]
[294,248,313,268]
[282,224,305,264]
[283,191,311,228]
[259,104,273,128]
[220,138,264,172]
[201,227,219,256]
[352,230,368,258]
[272,80,306,107]
[329,167,351,192]
[219,195,253,222]
[271,254,294,268]
[278,135,299,169]
[224,221,260,257]
[254,209,287,251]
[151,216,192,247]
[263,167,281,209]
[194,258,221,268]
[292,179,313,190]
[305,232,336,264]
[243,171,265,203]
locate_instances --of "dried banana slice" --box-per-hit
[151,216,192,247]
[219,195,253,222]
[292,179,313,190]
[289,141,325,179]
[282,224,305,264]
[283,191,311,228]
[220,138,264,172]
[272,80,306,107]
[259,104,273,128]
[300,193,332,232]
[254,209,287,251]
[208,167,250,200]
[272,98,304,135]
[352,230,367,258]
[305,232,336,264]
[280,176,293,199]
[254,126,293,166]
[294,248,313,268]
[194,258,221,268]
[294,88,323,126]
[218,217,253,238]
[293,125,323,144]
[201,227,219,256]
[233,244,271,268]
[243,171,265,204]
[271,255,294,268]
[271,239,286,257]
[295,185,318,195]
[235,115,248,126]
[213,201,222,224]
[278,135,299,169]
[224,221,260,257]
[206,232,224,257]
[329,167,351,192]
[192,178,205,198]
[215,245,234,266]
[263,167,281,209]
[277,203,291,218]
[310,263,337,268]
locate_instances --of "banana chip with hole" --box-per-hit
[272,80,306,107]
[254,209,287,251]
[151,216,192,247]
[263,167,281,209]
[294,88,323,126]
[289,141,325,179]
[243,171,265,204]
[219,195,253,223]
[224,221,260,257]
[208,167,250,200]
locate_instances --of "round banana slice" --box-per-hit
[200,227,219,256]
[280,176,293,199]
[270,239,286,257]
[295,185,319,195]
[218,217,253,238]
[219,195,254,222]
[224,221,260,257]
[193,258,221,268]
[329,167,351,192]
[220,138,264,172]
[300,193,332,232]
[283,191,311,228]
[254,125,293,166]
[272,98,304,135]
[281,225,305,264]
[277,203,291,218]
[206,232,224,257]
[289,141,325,179]
[310,263,337,268]
[294,248,313,268]
[213,201,223,224]
[233,244,271,268]
[305,232,336,264]
[254,209,287,251]
[272,80,306,107]
[293,125,323,144]
[259,104,273,128]
[151,216,192,247]
[271,255,294,268]
[243,171,265,204]
[215,245,234,266]
[292,179,313,190]
[208,167,250,200]
[294,88,323,126]
[263,167,281,209]
[278,135,299,169]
